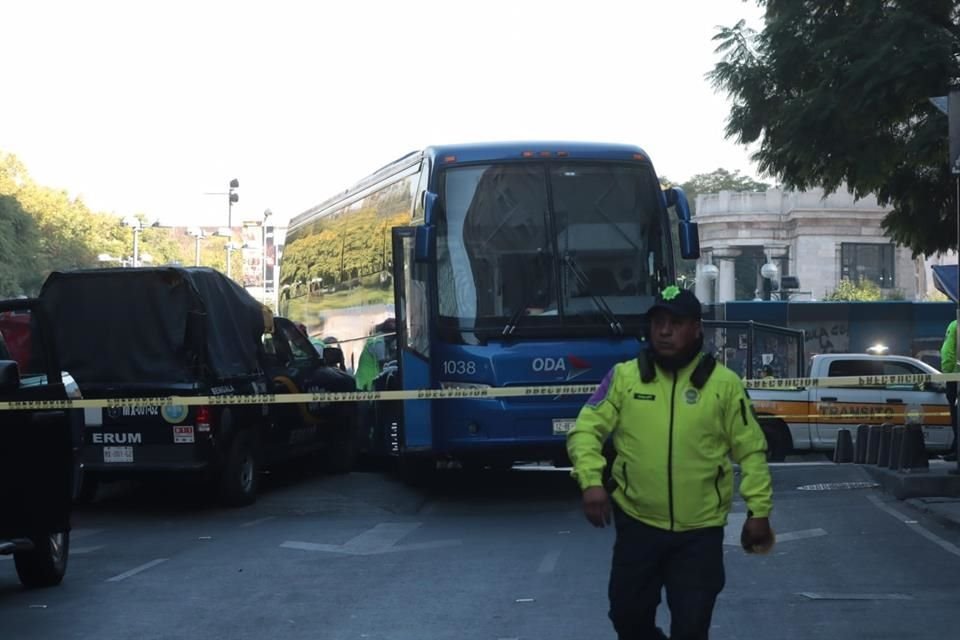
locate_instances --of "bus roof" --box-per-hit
[423,141,651,164]
[290,141,655,228]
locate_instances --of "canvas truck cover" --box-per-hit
[38,267,265,385]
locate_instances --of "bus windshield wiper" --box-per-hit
[503,249,550,337]
[563,253,624,335]
[502,303,527,337]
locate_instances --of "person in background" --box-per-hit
[355,318,397,391]
[940,320,958,462]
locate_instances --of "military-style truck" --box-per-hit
[0,298,80,587]
[40,267,357,506]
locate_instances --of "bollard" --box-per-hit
[888,426,905,470]
[901,424,929,471]
[876,423,893,467]
[865,425,883,464]
[833,429,854,463]
[854,424,869,464]
[897,425,913,471]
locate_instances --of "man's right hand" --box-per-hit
[582,486,611,528]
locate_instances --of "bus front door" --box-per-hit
[390,227,434,457]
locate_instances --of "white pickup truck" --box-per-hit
[748,353,953,461]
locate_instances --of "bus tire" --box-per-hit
[760,418,791,463]
[218,430,259,507]
[397,454,435,487]
[15,531,69,588]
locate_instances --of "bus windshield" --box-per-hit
[437,161,668,337]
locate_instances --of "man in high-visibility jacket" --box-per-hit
[567,285,774,640]
[940,320,958,461]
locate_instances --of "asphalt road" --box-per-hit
[2,459,960,640]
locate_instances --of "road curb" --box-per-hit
[862,464,960,501]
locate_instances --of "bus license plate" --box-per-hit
[103,446,134,463]
[552,419,576,435]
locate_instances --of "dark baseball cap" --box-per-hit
[646,285,702,320]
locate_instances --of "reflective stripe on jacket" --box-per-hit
[566,353,773,532]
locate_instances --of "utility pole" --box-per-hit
[227,178,239,228]
[947,85,960,473]
[226,242,235,280]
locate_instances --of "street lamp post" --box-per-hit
[121,217,144,267]
[262,209,272,304]
[760,260,779,301]
[187,227,205,266]
[225,242,238,279]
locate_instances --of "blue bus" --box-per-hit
[279,141,698,471]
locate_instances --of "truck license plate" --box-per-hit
[103,446,134,463]
[552,419,576,435]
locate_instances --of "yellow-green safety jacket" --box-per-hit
[567,353,773,532]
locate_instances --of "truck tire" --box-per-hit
[74,470,99,504]
[14,531,69,588]
[760,418,791,463]
[218,430,259,507]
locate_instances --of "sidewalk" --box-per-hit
[862,460,960,529]
[905,496,960,531]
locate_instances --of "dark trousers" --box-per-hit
[609,504,725,640]
[947,382,958,452]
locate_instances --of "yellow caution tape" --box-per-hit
[0,384,600,411]
[744,371,960,389]
[1,371,958,412]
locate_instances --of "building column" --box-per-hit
[714,248,740,303]
[695,261,713,305]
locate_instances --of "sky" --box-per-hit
[0,0,766,228]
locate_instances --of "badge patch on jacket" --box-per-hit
[684,388,700,404]
[633,393,655,401]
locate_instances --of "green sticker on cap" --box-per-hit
[661,285,681,300]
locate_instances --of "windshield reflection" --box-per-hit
[437,161,667,338]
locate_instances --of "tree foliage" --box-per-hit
[0,150,191,294]
[710,1,960,256]
[0,194,41,296]
[823,278,883,301]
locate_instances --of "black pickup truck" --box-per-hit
[40,267,357,506]
[0,298,80,588]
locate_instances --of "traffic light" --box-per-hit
[228,179,239,227]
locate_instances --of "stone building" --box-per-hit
[691,187,954,303]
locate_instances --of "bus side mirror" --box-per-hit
[423,191,439,223]
[415,226,436,263]
[678,221,700,260]
[665,186,692,221]
[665,186,699,259]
